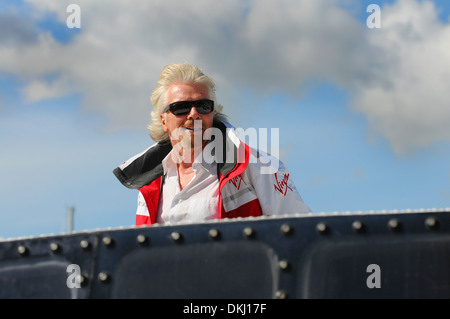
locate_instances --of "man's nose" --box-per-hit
[187,105,201,119]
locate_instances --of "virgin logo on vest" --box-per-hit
[228,175,247,190]
[274,172,293,196]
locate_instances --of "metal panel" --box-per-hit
[0,210,449,299]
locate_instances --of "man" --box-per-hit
[113,63,311,226]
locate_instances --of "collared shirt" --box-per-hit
[137,148,220,225]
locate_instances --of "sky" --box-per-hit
[1,0,450,239]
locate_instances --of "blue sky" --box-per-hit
[1,0,450,239]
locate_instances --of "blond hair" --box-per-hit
[147,63,227,142]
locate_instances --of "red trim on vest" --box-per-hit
[138,176,162,225]
[218,142,251,218]
[222,198,263,219]
[136,214,150,226]
[137,142,262,226]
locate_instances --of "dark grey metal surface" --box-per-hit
[0,210,449,299]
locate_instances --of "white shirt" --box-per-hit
[137,148,220,225]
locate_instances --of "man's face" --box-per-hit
[161,82,214,150]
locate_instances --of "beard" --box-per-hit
[170,120,205,163]
[180,120,204,148]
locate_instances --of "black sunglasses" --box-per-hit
[163,99,214,116]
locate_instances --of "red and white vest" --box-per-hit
[113,121,311,226]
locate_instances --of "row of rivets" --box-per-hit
[15,216,442,258]
[99,236,111,282]
[96,235,123,282]
[128,225,290,244]
[99,235,113,283]
[278,225,293,298]
[278,225,293,297]
[314,217,441,235]
[18,239,93,256]
[101,217,440,248]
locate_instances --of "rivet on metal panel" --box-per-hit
[425,217,439,230]
[171,231,183,242]
[275,290,288,299]
[50,242,61,254]
[137,234,149,245]
[243,227,255,238]
[280,224,292,236]
[80,239,91,250]
[208,228,220,240]
[388,219,401,231]
[279,260,290,271]
[102,236,114,247]
[98,272,111,283]
[316,222,329,234]
[352,220,365,233]
[17,245,29,256]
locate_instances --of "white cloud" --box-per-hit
[21,77,69,102]
[352,0,450,154]
[1,0,368,121]
[1,0,450,154]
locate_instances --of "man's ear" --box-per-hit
[160,113,168,132]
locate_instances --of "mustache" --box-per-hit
[182,120,205,129]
